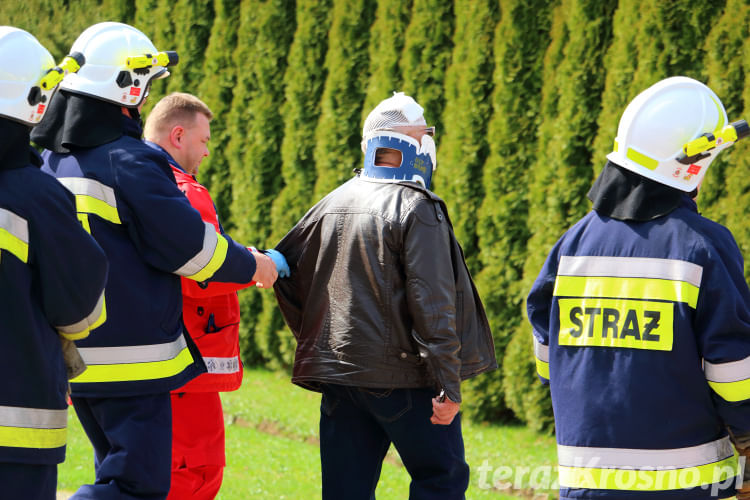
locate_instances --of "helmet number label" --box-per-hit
[558,298,673,351]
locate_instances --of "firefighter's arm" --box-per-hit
[179,173,288,291]
[526,244,560,385]
[177,177,254,298]
[31,177,108,379]
[115,150,260,285]
[695,230,750,493]
[183,248,288,297]
[33,175,108,343]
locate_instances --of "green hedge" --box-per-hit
[9,0,750,430]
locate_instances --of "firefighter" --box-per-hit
[0,26,108,500]
[143,92,289,500]
[528,76,750,499]
[31,22,278,500]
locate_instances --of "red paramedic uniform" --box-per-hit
[154,145,251,500]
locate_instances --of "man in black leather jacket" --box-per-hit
[273,92,496,500]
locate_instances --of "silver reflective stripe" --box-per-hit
[558,256,703,287]
[204,356,241,374]
[58,177,118,208]
[78,335,187,365]
[704,355,750,383]
[0,208,29,243]
[174,222,218,277]
[0,405,67,429]
[534,337,549,362]
[57,292,104,335]
[557,436,733,469]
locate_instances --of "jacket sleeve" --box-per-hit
[31,175,108,340]
[695,228,750,436]
[403,199,462,403]
[271,222,309,338]
[526,242,561,385]
[176,175,255,298]
[114,148,257,284]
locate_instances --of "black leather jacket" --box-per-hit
[274,176,496,402]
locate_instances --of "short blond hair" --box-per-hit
[144,92,213,140]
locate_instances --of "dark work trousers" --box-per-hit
[0,462,56,500]
[319,384,469,500]
[70,394,172,500]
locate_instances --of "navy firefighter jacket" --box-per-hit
[0,136,107,465]
[527,196,750,500]
[40,116,257,398]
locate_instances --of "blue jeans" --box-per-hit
[319,384,469,500]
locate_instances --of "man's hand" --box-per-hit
[431,396,460,425]
[251,251,278,288]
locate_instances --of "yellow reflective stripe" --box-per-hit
[0,405,68,449]
[0,208,29,263]
[626,147,659,170]
[558,456,737,491]
[0,227,28,263]
[58,294,107,341]
[536,358,550,379]
[74,194,121,224]
[0,426,66,449]
[77,213,92,233]
[704,355,750,401]
[533,338,550,379]
[58,177,121,224]
[175,222,230,282]
[0,208,29,242]
[707,379,750,403]
[554,276,699,308]
[71,345,194,383]
[185,233,229,282]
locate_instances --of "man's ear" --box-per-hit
[169,126,185,149]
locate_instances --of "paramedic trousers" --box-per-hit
[167,391,225,500]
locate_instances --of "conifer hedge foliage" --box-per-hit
[8,0,750,432]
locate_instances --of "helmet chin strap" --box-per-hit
[361,132,436,189]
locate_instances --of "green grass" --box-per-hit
[58,369,559,499]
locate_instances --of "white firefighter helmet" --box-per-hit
[0,26,58,125]
[607,76,746,192]
[60,22,177,108]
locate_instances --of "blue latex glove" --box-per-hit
[263,249,290,278]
